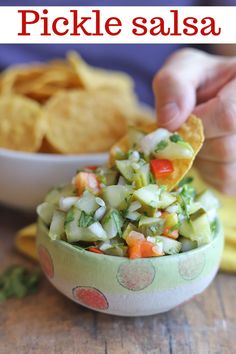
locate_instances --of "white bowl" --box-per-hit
[0,148,107,211]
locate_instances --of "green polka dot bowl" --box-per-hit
[36,218,223,317]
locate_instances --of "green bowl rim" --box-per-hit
[37,217,223,264]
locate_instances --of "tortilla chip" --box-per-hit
[109,115,204,191]
[0,61,81,103]
[15,223,38,261]
[0,95,44,152]
[43,89,138,154]
[0,65,45,95]
[67,51,134,93]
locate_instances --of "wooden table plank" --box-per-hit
[0,205,235,354]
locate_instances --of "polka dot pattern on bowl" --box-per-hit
[72,286,109,310]
[178,253,206,281]
[117,260,156,291]
[38,245,54,279]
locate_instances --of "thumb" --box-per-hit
[153,49,215,131]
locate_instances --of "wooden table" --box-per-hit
[0,205,235,354]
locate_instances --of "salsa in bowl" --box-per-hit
[36,116,223,315]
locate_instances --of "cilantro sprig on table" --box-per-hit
[0,265,41,303]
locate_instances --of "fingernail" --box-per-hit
[158,102,179,127]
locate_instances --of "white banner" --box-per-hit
[0,6,235,44]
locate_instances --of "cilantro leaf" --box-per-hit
[64,209,75,225]
[178,184,196,220]
[181,184,196,200]
[149,223,164,236]
[210,219,218,234]
[170,223,180,232]
[0,266,41,303]
[178,176,194,187]
[155,140,168,152]
[149,172,156,184]
[170,134,184,143]
[78,211,94,228]
[111,210,123,236]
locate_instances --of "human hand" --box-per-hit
[153,48,236,195]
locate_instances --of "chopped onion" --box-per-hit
[99,242,112,251]
[178,214,185,222]
[59,197,79,211]
[154,211,162,218]
[126,211,141,221]
[117,176,126,185]
[152,242,164,255]
[95,197,105,207]
[207,209,217,223]
[147,236,157,243]
[166,204,179,214]
[139,128,170,155]
[128,151,140,162]
[128,201,142,212]
[94,206,106,221]
[88,222,107,240]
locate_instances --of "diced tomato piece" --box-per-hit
[140,241,156,258]
[150,159,174,179]
[163,227,179,239]
[74,172,101,196]
[127,231,164,258]
[85,166,98,171]
[128,242,142,259]
[141,241,164,257]
[88,247,104,254]
[126,231,165,259]
[128,239,164,259]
